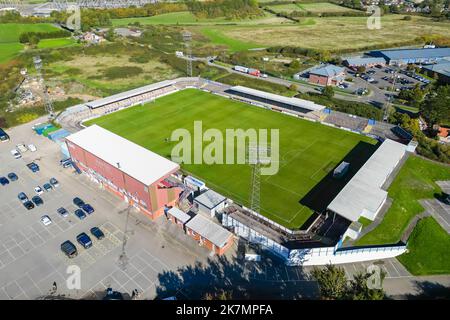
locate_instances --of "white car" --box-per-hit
[40,215,52,226]
[10,149,21,159]
[28,144,37,152]
[16,144,28,153]
[34,186,44,195]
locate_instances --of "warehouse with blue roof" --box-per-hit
[422,60,450,84]
[369,47,450,65]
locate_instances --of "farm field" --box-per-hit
[86,89,377,229]
[267,2,359,14]
[37,37,78,49]
[111,11,290,26]
[205,15,450,51]
[46,52,181,95]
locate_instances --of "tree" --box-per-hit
[420,85,450,127]
[347,272,385,300]
[322,85,334,98]
[312,264,347,300]
[356,66,366,74]
[289,84,299,92]
[105,28,115,42]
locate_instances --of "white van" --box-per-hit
[11,149,21,159]
[28,144,37,152]
[16,144,28,153]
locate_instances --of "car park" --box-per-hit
[61,240,78,258]
[27,162,40,172]
[7,172,18,181]
[82,204,95,214]
[74,209,86,220]
[57,207,69,217]
[43,183,53,192]
[23,201,35,210]
[32,195,43,206]
[0,176,9,186]
[77,232,93,249]
[50,177,59,187]
[28,144,37,152]
[11,149,21,159]
[34,186,44,195]
[90,227,105,240]
[40,215,52,226]
[73,197,85,208]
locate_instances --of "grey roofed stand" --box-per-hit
[229,85,326,112]
[327,139,407,222]
[194,189,226,210]
[85,80,176,109]
[371,48,450,61]
[185,214,232,248]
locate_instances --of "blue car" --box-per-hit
[74,209,86,220]
[32,196,43,206]
[90,227,104,240]
[76,232,92,249]
[27,162,40,172]
[7,173,18,181]
[0,177,9,186]
[82,204,95,214]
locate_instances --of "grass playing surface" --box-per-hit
[86,89,376,229]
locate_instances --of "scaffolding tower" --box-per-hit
[182,30,193,77]
[247,144,271,216]
[33,56,55,119]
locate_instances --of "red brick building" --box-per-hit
[66,125,182,219]
[308,64,345,86]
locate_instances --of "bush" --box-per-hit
[102,66,143,79]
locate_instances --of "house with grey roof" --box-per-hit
[308,64,346,86]
[194,189,227,218]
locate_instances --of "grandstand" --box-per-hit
[323,112,369,133]
[226,85,326,114]
[85,80,176,110]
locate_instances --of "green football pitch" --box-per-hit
[86,89,377,229]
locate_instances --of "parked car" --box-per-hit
[90,227,105,240]
[74,209,86,220]
[62,161,72,168]
[43,183,53,192]
[82,204,94,214]
[28,144,37,152]
[57,207,69,218]
[76,232,92,249]
[32,195,43,206]
[40,215,52,226]
[0,177,9,186]
[11,149,21,159]
[7,173,18,181]
[73,197,85,208]
[16,144,28,153]
[49,177,59,187]
[23,201,35,210]
[61,240,78,258]
[34,186,44,195]
[18,192,28,203]
[27,162,40,172]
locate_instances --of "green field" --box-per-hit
[0,23,62,64]
[0,23,60,43]
[112,11,288,26]
[86,89,376,229]
[37,37,78,49]
[398,217,450,275]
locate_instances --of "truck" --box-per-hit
[248,68,261,77]
[233,65,249,73]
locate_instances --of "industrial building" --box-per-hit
[185,214,234,255]
[307,64,345,86]
[369,47,450,65]
[65,125,182,219]
[343,57,386,68]
[226,85,325,113]
[422,60,450,84]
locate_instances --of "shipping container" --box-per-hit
[234,65,249,73]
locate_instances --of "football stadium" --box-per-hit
[85,88,378,230]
